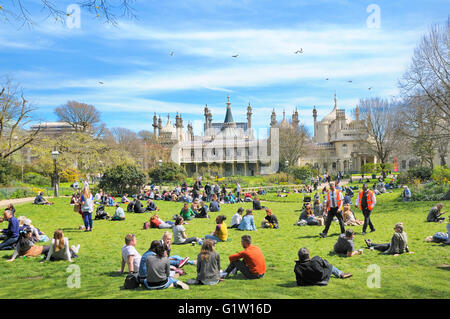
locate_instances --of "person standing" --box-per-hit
[236,183,241,201]
[319,182,345,238]
[355,183,376,235]
[221,235,265,279]
[80,187,94,232]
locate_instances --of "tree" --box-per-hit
[99,164,146,196]
[357,97,400,171]
[398,20,450,137]
[279,124,311,171]
[0,0,137,27]
[55,101,100,133]
[0,76,41,159]
[148,162,187,184]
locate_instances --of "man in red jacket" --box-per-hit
[221,235,266,279]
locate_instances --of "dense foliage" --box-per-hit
[99,164,146,196]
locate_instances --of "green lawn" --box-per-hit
[0,189,448,299]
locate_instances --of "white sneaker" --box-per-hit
[72,244,80,254]
[220,271,228,278]
[177,281,190,290]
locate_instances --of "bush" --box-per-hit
[99,164,146,196]
[408,167,433,182]
[60,168,79,183]
[148,162,187,184]
[288,166,316,183]
[431,166,450,184]
[409,182,450,201]
[264,173,288,184]
[23,172,51,186]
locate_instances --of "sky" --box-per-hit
[0,0,448,137]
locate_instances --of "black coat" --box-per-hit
[134,200,144,213]
[294,256,333,286]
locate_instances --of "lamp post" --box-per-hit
[51,148,60,197]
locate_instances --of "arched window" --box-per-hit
[342,144,347,154]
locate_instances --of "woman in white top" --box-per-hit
[44,229,80,262]
[80,187,94,232]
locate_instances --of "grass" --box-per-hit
[0,188,448,299]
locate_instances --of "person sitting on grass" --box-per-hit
[172,216,200,245]
[44,229,80,262]
[7,226,50,262]
[196,201,209,219]
[221,235,265,279]
[180,203,196,221]
[203,215,228,244]
[343,204,363,226]
[138,240,159,285]
[230,207,244,229]
[237,209,257,231]
[149,214,174,229]
[209,195,221,212]
[296,203,320,226]
[334,229,364,257]
[191,198,200,215]
[0,210,19,251]
[133,199,145,214]
[120,234,141,273]
[111,203,126,221]
[188,239,222,285]
[261,208,279,229]
[294,247,352,286]
[364,222,414,256]
[252,196,263,211]
[427,203,445,223]
[144,199,159,212]
[121,193,130,204]
[20,218,49,243]
[143,241,189,290]
[160,231,195,268]
[127,199,135,213]
[33,191,53,205]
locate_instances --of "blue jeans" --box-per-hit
[0,236,18,250]
[331,266,342,278]
[204,234,222,243]
[144,277,178,290]
[82,212,93,230]
[169,255,194,266]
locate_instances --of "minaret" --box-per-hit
[247,102,252,134]
[223,95,236,129]
[152,113,158,137]
[175,112,183,142]
[355,106,359,121]
[334,91,337,110]
[313,106,317,142]
[187,122,194,141]
[158,115,162,136]
[270,109,277,128]
[292,107,300,130]
[204,104,210,132]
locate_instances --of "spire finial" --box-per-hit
[334,91,337,109]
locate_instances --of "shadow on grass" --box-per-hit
[61,228,81,233]
[437,265,450,271]
[276,281,298,288]
[102,271,127,278]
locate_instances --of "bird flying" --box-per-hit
[99,81,104,85]
[232,54,239,58]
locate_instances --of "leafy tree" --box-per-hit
[99,164,146,195]
[148,162,187,184]
[288,166,316,183]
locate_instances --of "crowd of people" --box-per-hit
[0,172,447,293]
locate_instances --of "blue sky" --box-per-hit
[0,0,448,136]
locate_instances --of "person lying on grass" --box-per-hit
[294,247,352,286]
[160,231,195,268]
[149,214,174,229]
[7,226,50,262]
[364,222,414,256]
[333,228,364,257]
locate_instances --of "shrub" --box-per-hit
[99,164,146,196]
[408,166,433,182]
[409,182,450,201]
[0,159,15,186]
[288,166,315,183]
[23,172,51,186]
[431,166,450,184]
[148,162,187,184]
[60,168,79,183]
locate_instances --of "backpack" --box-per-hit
[143,221,150,230]
[124,273,139,289]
